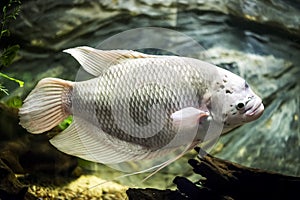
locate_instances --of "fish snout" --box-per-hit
[244,97,264,121]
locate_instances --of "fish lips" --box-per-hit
[244,98,264,121]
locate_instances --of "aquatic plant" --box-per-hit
[5,95,22,108]
[0,0,23,95]
[1,0,21,38]
[58,116,73,130]
[0,83,8,95]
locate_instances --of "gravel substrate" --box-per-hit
[26,175,128,200]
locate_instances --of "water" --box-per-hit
[0,0,299,198]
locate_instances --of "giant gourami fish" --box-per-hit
[19,47,264,170]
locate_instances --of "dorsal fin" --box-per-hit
[63,46,154,77]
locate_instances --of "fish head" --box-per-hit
[214,68,264,134]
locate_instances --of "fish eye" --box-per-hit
[245,82,249,89]
[236,102,245,110]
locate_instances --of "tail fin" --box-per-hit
[19,78,73,134]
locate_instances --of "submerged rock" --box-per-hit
[0,103,78,175]
[179,0,300,36]
[204,47,300,176]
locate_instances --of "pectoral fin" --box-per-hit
[171,107,209,128]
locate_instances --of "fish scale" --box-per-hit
[19,46,264,170]
[71,59,204,149]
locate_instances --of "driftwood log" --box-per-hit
[0,159,36,200]
[127,147,300,200]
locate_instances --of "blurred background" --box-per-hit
[0,0,299,199]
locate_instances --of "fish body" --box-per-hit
[19,47,264,167]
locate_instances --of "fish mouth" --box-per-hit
[244,98,264,121]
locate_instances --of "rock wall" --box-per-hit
[1,0,299,185]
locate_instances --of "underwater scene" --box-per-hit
[0,0,299,199]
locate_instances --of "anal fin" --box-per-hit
[49,116,144,164]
